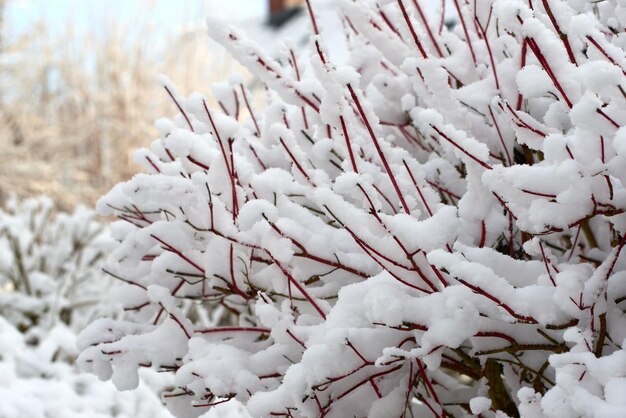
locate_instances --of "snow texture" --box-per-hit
[79,1,626,417]
[0,197,174,417]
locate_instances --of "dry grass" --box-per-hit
[0,2,247,210]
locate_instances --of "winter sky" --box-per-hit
[8,1,452,35]
[7,0,266,36]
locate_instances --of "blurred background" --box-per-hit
[0,0,293,210]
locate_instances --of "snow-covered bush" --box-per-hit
[0,315,174,418]
[0,196,115,334]
[0,197,175,417]
[79,0,626,417]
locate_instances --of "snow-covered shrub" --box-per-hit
[0,196,115,334]
[0,197,175,417]
[79,0,626,417]
[0,315,174,418]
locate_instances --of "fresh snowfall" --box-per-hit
[21,0,626,417]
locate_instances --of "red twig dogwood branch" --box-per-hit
[78,2,626,417]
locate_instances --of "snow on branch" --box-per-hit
[80,1,626,417]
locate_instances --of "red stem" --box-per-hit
[402,160,433,217]
[488,105,512,166]
[452,0,477,64]
[475,16,500,90]
[340,115,359,172]
[304,0,320,35]
[516,40,528,110]
[411,0,444,57]
[195,327,270,334]
[397,0,429,59]
[539,240,557,286]
[524,34,573,108]
[541,0,577,65]
[431,125,492,170]
[269,255,327,319]
[586,35,626,75]
[279,137,315,186]
[240,84,261,136]
[163,85,194,132]
[416,359,445,418]
[348,84,411,213]
[151,234,205,274]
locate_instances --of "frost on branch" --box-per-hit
[79,0,626,417]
